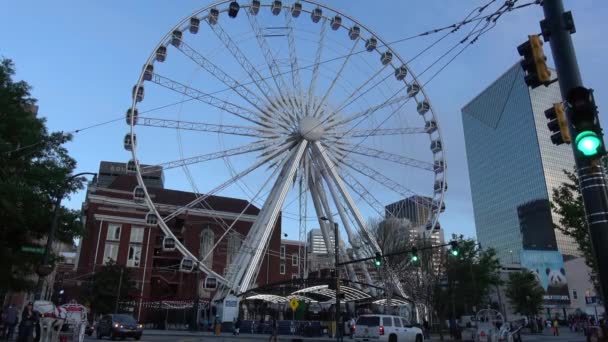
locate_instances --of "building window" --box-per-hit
[103,243,119,264]
[107,224,121,241]
[280,263,285,275]
[292,254,298,266]
[127,245,142,267]
[573,290,578,299]
[200,229,214,268]
[280,245,286,259]
[292,274,297,280]
[130,226,144,243]
[227,234,242,266]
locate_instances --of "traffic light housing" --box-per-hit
[545,103,571,145]
[449,241,459,257]
[567,87,605,158]
[411,247,419,263]
[517,35,551,88]
[374,252,383,267]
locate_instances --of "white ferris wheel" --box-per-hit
[125,0,447,297]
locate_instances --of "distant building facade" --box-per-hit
[461,63,578,264]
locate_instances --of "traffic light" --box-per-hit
[411,247,419,263]
[517,35,551,88]
[449,241,459,257]
[374,252,383,267]
[545,103,571,145]
[567,87,605,158]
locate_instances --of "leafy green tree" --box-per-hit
[0,58,83,294]
[505,270,544,318]
[551,169,599,292]
[89,261,137,314]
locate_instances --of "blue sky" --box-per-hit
[2,1,607,241]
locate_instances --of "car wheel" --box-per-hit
[135,334,142,341]
[96,330,103,340]
[389,333,398,342]
[416,334,423,342]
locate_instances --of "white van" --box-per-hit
[354,314,424,342]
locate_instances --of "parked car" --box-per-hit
[96,314,143,340]
[354,314,423,342]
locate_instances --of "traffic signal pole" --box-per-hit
[542,0,608,312]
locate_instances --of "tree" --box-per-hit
[505,270,544,318]
[0,58,83,294]
[551,169,599,292]
[88,261,137,315]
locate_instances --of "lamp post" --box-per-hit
[34,172,97,300]
[320,216,341,341]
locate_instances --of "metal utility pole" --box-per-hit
[115,267,124,313]
[34,172,96,300]
[541,0,608,312]
[334,222,342,342]
[192,264,200,331]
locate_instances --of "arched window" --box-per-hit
[226,233,242,268]
[199,228,214,269]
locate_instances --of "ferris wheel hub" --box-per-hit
[298,116,325,141]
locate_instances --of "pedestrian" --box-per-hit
[234,318,241,336]
[349,317,356,339]
[214,317,221,336]
[17,302,36,342]
[423,319,430,339]
[3,303,19,340]
[552,318,559,336]
[269,318,278,342]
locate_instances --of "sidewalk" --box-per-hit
[143,329,336,341]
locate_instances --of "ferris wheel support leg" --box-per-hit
[231,141,309,294]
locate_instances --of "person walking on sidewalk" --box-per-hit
[269,318,278,342]
[3,304,18,341]
[552,319,559,336]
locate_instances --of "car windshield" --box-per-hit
[113,315,137,324]
[356,316,380,326]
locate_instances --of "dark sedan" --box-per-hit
[96,314,143,340]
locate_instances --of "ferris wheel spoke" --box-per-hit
[312,39,359,120]
[307,18,328,114]
[345,158,434,211]
[246,11,298,117]
[339,144,435,171]
[161,140,293,223]
[206,21,291,127]
[285,11,304,117]
[328,90,409,129]
[150,74,263,125]
[339,169,395,219]
[174,39,274,117]
[334,127,428,138]
[334,66,389,113]
[137,116,268,137]
[231,141,308,293]
[311,141,382,254]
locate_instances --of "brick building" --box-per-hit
[74,161,290,320]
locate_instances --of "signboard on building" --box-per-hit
[520,250,571,306]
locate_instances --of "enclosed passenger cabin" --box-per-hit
[431,140,442,153]
[291,2,302,17]
[434,160,445,173]
[432,200,446,213]
[407,83,420,97]
[180,258,195,273]
[190,17,200,33]
[123,133,136,151]
[208,8,219,25]
[126,108,138,125]
[365,38,377,51]
[228,1,240,18]
[271,0,282,15]
[204,277,218,289]
[380,51,393,66]
[417,100,430,115]
[394,65,407,81]
[126,159,137,174]
[171,30,182,48]
[426,221,441,231]
[143,64,154,81]
[349,26,360,40]
[155,46,167,62]
[133,186,145,202]
[311,7,322,23]
[425,120,437,134]
[132,85,144,102]
[434,180,447,193]
[145,212,158,226]
[331,16,342,30]
[250,0,261,15]
[162,237,176,252]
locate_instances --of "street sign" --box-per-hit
[289,297,299,311]
[21,246,45,254]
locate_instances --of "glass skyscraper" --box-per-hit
[462,63,579,264]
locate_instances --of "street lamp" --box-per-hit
[320,216,341,341]
[34,172,97,300]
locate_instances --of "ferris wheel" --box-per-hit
[125,0,447,296]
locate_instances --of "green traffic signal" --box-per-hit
[451,249,459,257]
[575,131,602,156]
[411,255,419,262]
[374,252,382,267]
